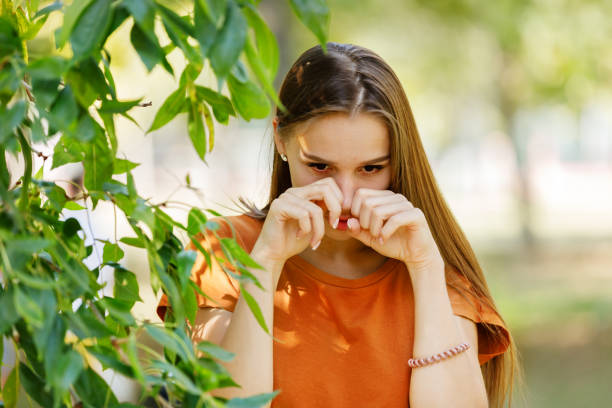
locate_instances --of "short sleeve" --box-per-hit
[156,217,246,321]
[445,264,510,365]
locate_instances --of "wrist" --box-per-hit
[405,256,446,289]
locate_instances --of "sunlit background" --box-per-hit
[9,0,612,406]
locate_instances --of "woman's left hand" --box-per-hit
[346,189,443,272]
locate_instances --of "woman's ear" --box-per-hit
[273,117,286,156]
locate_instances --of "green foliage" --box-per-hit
[0,0,329,406]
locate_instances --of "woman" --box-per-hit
[158,42,517,407]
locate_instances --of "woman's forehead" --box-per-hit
[292,112,389,161]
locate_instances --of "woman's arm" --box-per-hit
[408,259,488,408]
[212,249,283,401]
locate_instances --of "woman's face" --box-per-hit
[276,111,392,240]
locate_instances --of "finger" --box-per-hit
[370,201,410,238]
[350,188,395,220]
[380,208,427,241]
[360,193,406,232]
[301,199,325,249]
[284,193,325,248]
[320,177,343,204]
[278,193,313,237]
[347,217,377,248]
[288,183,342,228]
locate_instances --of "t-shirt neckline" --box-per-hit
[287,254,399,289]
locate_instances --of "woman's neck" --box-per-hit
[298,236,388,279]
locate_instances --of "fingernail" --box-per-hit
[347,218,358,230]
[332,218,339,229]
[378,237,384,245]
[296,230,301,239]
[312,240,321,250]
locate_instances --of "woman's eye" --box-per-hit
[363,165,384,173]
[308,163,329,172]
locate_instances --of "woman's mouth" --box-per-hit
[335,216,350,231]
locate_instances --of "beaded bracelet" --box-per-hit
[408,342,471,368]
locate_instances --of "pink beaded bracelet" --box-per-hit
[408,342,471,368]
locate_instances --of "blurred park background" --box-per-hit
[8,0,612,406]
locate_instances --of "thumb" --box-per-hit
[347,218,377,247]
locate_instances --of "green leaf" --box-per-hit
[66,57,109,108]
[148,87,187,133]
[99,98,142,114]
[103,242,124,263]
[113,158,140,174]
[27,56,69,80]
[179,63,202,89]
[64,201,86,210]
[88,347,134,377]
[201,102,215,151]
[47,85,78,131]
[5,238,50,271]
[3,366,19,408]
[47,350,84,395]
[0,100,25,144]
[55,0,95,48]
[83,131,114,206]
[22,14,49,41]
[243,4,279,80]
[98,297,135,326]
[35,1,63,19]
[157,4,200,64]
[219,237,262,269]
[130,21,173,74]
[226,391,281,408]
[240,284,269,334]
[113,266,142,306]
[0,286,19,334]
[119,236,145,248]
[197,0,227,24]
[145,325,195,363]
[74,368,119,407]
[150,360,201,395]
[70,0,113,59]
[197,340,235,362]
[244,34,284,111]
[31,78,60,110]
[288,0,329,50]
[177,250,197,289]
[194,0,217,57]
[208,0,247,80]
[187,207,208,235]
[74,113,96,142]
[188,100,207,160]
[0,16,20,59]
[156,4,195,36]
[122,0,156,32]
[195,85,235,124]
[19,363,53,408]
[52,134,84,169]
[183,283,197,325]
[227,73,270,120]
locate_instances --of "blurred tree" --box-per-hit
[310,0,612,244]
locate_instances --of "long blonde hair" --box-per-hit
[240,42,520,407]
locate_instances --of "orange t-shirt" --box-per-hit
[157,214,510,407]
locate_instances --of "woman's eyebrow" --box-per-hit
[301,151,390,165]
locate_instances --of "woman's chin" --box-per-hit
[324,225,353,241]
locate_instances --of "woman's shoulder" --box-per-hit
[208,213,265,252]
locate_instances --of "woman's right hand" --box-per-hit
[250,177,343,266]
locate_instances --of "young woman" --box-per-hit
[158,42,517,407]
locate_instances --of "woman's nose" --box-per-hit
[334,176,355,211]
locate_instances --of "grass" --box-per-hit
[476,238,612,407]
